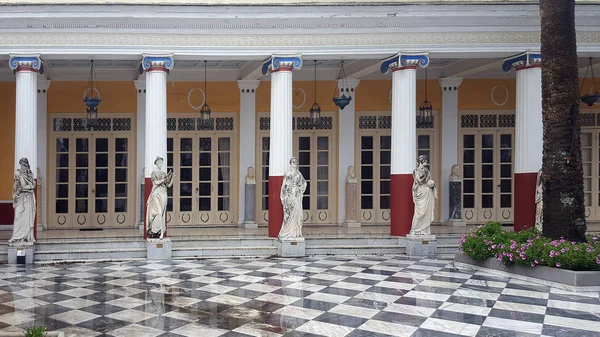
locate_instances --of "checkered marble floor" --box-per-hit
[1,256,600,337]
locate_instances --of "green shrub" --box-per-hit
[25,326,47,337]
[458,222,600,271]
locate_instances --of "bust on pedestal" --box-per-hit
[445,164,465,226]
[242,166,258,229]
[8,157,36,264]
[406,155,438,257]
[145,156,175,260]
[342,166,361,227]
[277,157,307,257]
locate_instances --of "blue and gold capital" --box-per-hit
[502,51,541,72]
[9,54,44,74]
[261,55,303,75]
[140,54,174,74]
[380,53,429,74]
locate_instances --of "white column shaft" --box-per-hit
[269,70,293,176]
[135,81,146,224]
[515,67,542,174]
[15,70,38,177]
[238,82,258,225]
[145,71,167,177]
[391,68,417,175]
[440,78,462,221]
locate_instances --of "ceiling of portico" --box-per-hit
[2,55,600,82]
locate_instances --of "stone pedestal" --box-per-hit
[406,234,437,257]
[146,238,172,260]
[277,239,306,257]
[243,184,258,228]
[342,181,361,227]
[8,243,35,264]
[446,181,465,226]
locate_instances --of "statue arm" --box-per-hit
[18,173,35,191]
[151,171,167,186]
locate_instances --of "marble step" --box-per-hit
[306,245,404,256]
[0,244,7,263]
[306,237,404,247]
[35,247,147,261]
[171,238,276,248]
[36,239,145,251]
[172,246,277,258]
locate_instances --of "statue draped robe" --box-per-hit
[278,168,307,240]
[146,170,172,238]
[411,166,437,235]
[9,169,36,243]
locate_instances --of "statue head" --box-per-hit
[348,165,355,177]
[290,157,299,170]
[451,164,459,176]
[19,157,30,171]
[154,156,164,168]
[417,154,428,166]
[247,166,255,178]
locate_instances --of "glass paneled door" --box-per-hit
[294,133,334,224]
[168,134,235,226]
[460,131,514,224]
[51,134,132,228]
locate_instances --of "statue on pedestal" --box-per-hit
[411,155,437,235]
[146,156,174,239]
[535,169,543,231]
[448,164,462,221]
[9,157,36,244]
[278,157,307,241]
[244,166,257,226]
[245,166,256,185]
[345,166,358,222]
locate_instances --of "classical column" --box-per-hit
[337,79,360,227]
[140,54,173,239]
[503,52,542,231]
[439,77,463,225]
[37,79,51,231]
[238,80,260,228]
[9,54,43,241]
[381,53,429,236]
[134,78,146,228]
[262,55,302,238]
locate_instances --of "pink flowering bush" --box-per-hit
[459,222,600,271]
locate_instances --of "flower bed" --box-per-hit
[459,222,600,271]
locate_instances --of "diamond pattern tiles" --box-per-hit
[1,256,599,337]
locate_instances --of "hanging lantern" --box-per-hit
[581,57,600,107]
[419,67,433,125]
[310,60,322,128]
[83,59,101,130]
[333,60,352,110]
[200,60,212,123]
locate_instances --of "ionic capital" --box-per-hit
[502,51,541,72]
[381,53,429,74]
[140,54,174,74]
[261,55,302,75]
[9,54,44,73]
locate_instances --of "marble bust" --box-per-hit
[245,166,256,185]
[278,157,307,241]
[535,169,543,231]
[449,164,461,182]
[9,157,36,244]
[411,155,437,235]
[346,166,357,183]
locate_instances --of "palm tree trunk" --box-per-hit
[540,0,587,241]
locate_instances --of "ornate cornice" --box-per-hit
[380,53,429,73]
[502,51,541,72]
[261,55,302,75]
[140,54,174,74]
[9,54,43,73]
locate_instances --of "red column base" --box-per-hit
[390,174,414,236]
[514,172,537,232]
[268,176,284,238]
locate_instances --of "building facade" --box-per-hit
[1,1,600,238]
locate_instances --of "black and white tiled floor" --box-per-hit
[1,256,600,337]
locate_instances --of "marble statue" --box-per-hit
[9,157,36,244]
[146,156,174,239]
[535,169,543,231]
[245,166,256,185]
[449,164,461,182]
[345,166,358,223]
[411,155,437,235]
[278,157,307,241]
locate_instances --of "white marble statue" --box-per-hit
[346,166,357,183]
[245,166,256,185]
[146,156,174,239]
[278,157,307,241]
[535,168,543,231]
[9,157,36,244]
[449,164,461,182]
[411,155,437,235]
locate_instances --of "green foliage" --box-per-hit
[459,222,600,271]
[24,326,47,337]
